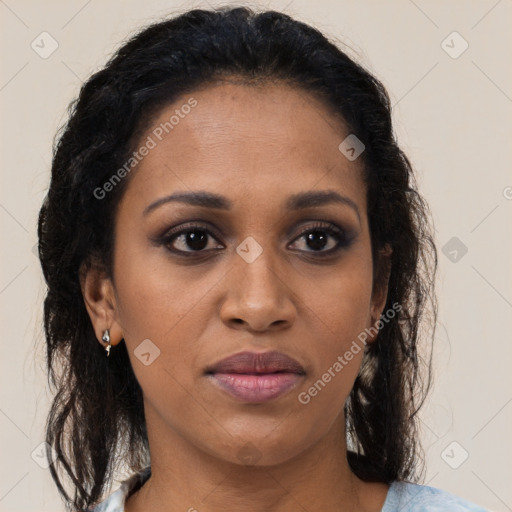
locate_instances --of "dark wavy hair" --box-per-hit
[37,5,437,511]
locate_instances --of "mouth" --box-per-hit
[205,350,306,403]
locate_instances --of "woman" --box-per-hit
[37,6,487,512]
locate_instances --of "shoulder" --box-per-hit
[86,466,151,512]
[382,481,489,511]
[86,486,125,512]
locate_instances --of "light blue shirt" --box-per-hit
[88,466,488,511]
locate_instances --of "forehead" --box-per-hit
[119,81,367,213]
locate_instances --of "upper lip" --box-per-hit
[205,350,306,375]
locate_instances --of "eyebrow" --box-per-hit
[143,189,360,221]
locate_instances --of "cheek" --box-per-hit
[295,252,373,406]
[293,271,371,433]
[304,253,374,342]
[113,242,211,343]
[112,246,223,400]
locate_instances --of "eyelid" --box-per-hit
[159,219,347,240]
[290,220,345,238]
[158,220,225,241]
[157,218,353,256]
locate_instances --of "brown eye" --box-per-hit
[161,223,224,254]
[288,222,350,255]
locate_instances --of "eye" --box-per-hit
[161,223,224,254]
[288,221,350,255]
[158,220,351,257]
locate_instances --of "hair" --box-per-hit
[37,5,437,511]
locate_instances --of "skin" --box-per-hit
[81,81,392,512]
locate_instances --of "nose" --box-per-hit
[219,248,297,333]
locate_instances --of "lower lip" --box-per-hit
[208,372,303,403]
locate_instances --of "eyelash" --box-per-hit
[158,221,352,258]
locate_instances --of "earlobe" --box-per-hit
[79,261,123,350]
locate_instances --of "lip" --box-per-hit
[205,350,306,375]
[205,350,306,403]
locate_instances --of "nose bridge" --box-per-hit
[220,237,296,330]
[235,238,283,304]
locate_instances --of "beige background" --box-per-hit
[1,0,511,511]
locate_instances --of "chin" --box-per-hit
[211,432,313,468]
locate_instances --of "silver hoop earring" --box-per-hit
[102,329,111,357]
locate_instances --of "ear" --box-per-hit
[367,243,393,343]
[79,259,124,351]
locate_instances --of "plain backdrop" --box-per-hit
[1,1,511,511]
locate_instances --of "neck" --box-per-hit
[125,403,388,512]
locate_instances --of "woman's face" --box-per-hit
[94,81,388,466]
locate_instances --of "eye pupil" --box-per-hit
[306,230,328,251]
[186,230,208,251]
